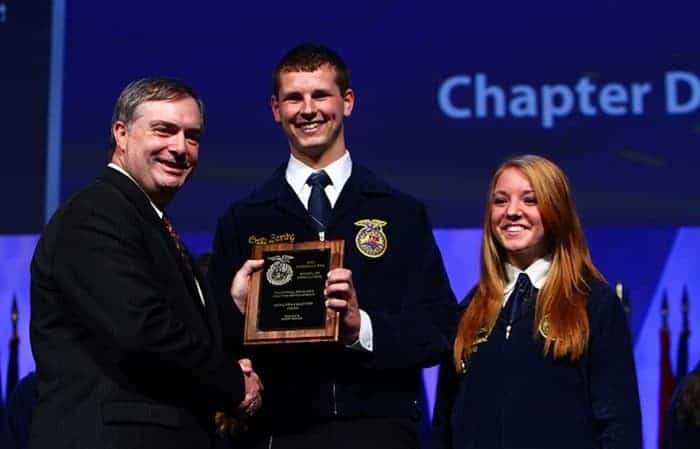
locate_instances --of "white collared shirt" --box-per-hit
[284,151,373,352]
[107,163,205,306]
[502,257,551,306]
[285,150,352,210]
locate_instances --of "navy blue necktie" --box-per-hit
[505,272,533,330]
[307,171,332,232]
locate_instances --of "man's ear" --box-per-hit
[342,88,355,117]
[113,121,128,152]
[271,95,282,123]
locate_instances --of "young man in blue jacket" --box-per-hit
[208,44,458,449]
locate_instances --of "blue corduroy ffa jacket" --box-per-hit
[208,163,458,430]
[432,281,642,449]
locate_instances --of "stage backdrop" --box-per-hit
[2,2,700,449]
[56,1,700,231]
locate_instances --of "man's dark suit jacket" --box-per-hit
[30,167,244,449]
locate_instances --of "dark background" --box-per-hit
[0,0,51,232]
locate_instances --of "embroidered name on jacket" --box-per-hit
[248,232,296,245]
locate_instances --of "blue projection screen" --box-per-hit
[56,2,700,231]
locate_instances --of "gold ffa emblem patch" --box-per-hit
[470,327,491,354]
[354,219,388,258]
[461,327,491,374]
[472,327,490,347]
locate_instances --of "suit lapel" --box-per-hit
[328,176,361,229]
[328,164,389,230]
[172,240,206,316]
[247,167,318,231]
[99,168,162,226]
[99,167,206,317]
[275,180,314,228]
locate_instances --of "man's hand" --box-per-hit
[237,358,263,415]
[230,259,264,313]
[324,268,361,345]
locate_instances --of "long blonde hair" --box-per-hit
[454,155,603,371]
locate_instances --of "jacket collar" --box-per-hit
[107,163,164,218]
[98,166,165,225]
[244,163,392,205]
[98,167,210,318]
[243,163,394,230]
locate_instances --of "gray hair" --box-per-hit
[109,77,204,150]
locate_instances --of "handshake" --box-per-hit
[216,357,263,437]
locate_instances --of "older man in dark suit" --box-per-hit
[30,78,262,449]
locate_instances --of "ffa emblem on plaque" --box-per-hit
[354,219,388,258]
[266,255,294,286]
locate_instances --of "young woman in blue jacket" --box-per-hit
[432,155,642,449]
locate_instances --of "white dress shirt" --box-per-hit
[285,150,352,210]
[284,152,373,351]
[502,257,551,306]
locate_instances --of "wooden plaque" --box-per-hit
[244,240,344,345]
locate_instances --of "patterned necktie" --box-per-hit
[306,170,332,232]
[162,214,195,281]
[504,272,533,339]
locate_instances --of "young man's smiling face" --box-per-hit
[271,64,354,168]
